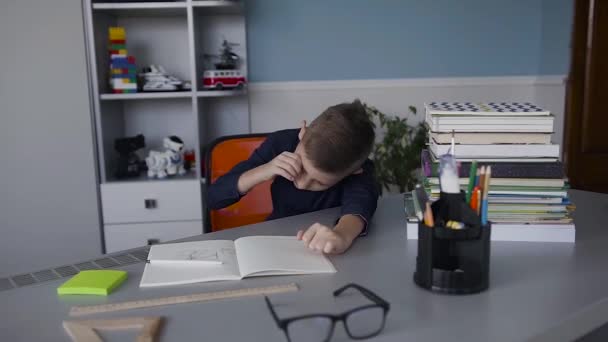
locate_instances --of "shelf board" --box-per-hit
[92,2,187,16]
[196,89,247,97]
[100,92,193,100]
[106,171,198,184]
[192,1,243,14]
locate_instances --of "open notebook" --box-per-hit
[140,236,336,287]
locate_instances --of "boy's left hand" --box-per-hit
[297,223,353,254]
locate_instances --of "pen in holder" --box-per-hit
[413,191,491,294]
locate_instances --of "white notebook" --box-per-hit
[430,141,560,159]
[140,236,337,288]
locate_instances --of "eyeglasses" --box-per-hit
[265,283,390,342]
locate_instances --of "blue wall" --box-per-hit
[539,0,573,75]
[246,0,572,82]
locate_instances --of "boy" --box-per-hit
[207,99,379,254]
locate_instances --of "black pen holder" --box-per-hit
[413,192,491,294]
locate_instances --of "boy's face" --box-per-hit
[291,121,362,192]
[292,144,349,191]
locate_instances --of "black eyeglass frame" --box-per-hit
[265,283,391,342]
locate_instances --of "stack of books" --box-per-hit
[425,102,559,162]
[108,27,137,94]
[407,102,575,242]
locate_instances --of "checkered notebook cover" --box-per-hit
[425,102,551,116]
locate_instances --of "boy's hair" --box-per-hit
[302,99,375,174]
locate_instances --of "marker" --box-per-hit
[466,160,478,204]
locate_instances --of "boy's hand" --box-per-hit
[261,152,302,182]
[296,215,365,254]
[237,152,301,194]
[297,223,352,254]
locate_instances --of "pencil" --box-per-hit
[470,186,480,211]
[476,188,481,215]
[478,166,486,195]
[484,166,491,196]
[481,166,491,225]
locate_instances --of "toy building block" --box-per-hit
[108,27,126,40]
[107,27,138,93]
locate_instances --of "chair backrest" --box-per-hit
[205,134,273,232]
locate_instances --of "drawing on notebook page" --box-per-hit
[176,249,218,261]
[221,247,236,257]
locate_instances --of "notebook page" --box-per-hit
[148,240,234,264]
[140,240,241,287]
[235,236,336,278]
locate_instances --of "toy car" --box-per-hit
[202,70,246,90]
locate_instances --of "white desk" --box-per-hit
[2,190,608,341]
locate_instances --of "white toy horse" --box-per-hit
[145,136,187,179]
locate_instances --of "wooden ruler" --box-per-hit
[69,283,298,317]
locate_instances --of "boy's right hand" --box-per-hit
[260,152,302,182]
[237,152,301,194]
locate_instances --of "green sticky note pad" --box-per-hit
[57,270,127,296]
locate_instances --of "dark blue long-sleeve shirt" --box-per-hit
[207,129,379,233]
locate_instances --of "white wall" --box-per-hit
[249,75,566,147]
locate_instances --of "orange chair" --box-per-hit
[205,134,273,233]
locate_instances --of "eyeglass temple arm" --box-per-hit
[333,283,390,308]
[264,296,283,325]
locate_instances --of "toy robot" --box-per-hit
[114,134,146,179]
[145,136,187,179]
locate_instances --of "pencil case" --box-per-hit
[413,191,491,294]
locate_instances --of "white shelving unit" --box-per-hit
[83,0,249,253]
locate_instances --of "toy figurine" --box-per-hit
[139,65,190,92]
[114,134,146,179]
[145,136,187,179]
[183,149,195,171]
[205,39,241,70]
[202,40,247,90]
[202,69,246,90]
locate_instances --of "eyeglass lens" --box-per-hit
[344,306,386,339]
[287,316,334,342]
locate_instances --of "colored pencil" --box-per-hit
[466,160,478,204]
[481,166,492,225]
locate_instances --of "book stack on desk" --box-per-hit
[410,102,575,242]
[425,102,559,162]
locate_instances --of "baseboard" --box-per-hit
[249,75,565,91]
